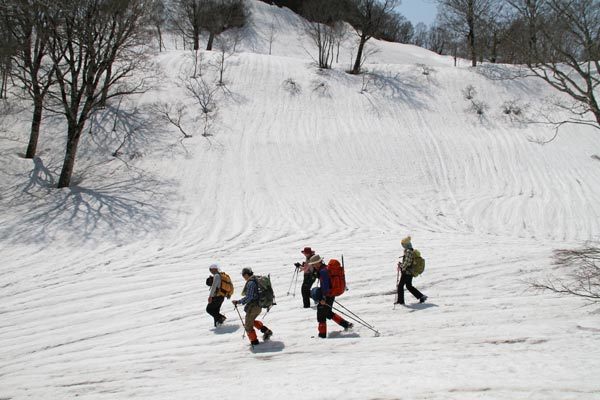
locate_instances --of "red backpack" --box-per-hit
[327,259,346,296]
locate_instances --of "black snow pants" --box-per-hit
[206,296,225,326]
[397,272,424,304]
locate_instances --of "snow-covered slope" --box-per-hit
[1,1,599,399]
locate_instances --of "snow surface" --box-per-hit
[1,1,599,399]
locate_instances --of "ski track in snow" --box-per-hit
[1,1,600,399]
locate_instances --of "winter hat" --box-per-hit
[401,236,412,248]
[209,263,220,271]
[241,267,254,276]
[308,254,323,265]
[301,247,314,256]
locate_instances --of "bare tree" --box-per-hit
[347,0,398,74]
[172,0,205,50]
[46,0,150,188]
[427,23,448,54]
[182,75,219,137]
[203,0,247,51]
[214,35,234,85]
[2,0,55,158]
[531,245,600,304]
[412,22,428,47]
[148,0,167,52]
[302,0,343,69]
[504,0,546,63]
[436,0,497,66]
[0,13,15,99]
[507,0,600,128]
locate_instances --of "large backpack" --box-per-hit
[327,259,346,296]
[254,275,276,310]
[218,272,234,298]
[411,250,426,277]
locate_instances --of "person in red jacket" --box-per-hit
[308,254,352,338]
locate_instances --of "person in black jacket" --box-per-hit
[297,246,318,308]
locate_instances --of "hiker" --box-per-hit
[206,264,232,327]
[232,267,273,346]
[396,236,427,305]
[297,246,318,308]
[308,254,352,338]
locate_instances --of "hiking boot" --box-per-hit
[262,329,273,341]
[419,295,428,303]
[250,339,259,346]
[344,323,354,332]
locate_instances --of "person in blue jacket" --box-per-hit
[232,267,273,346]
[308,254,352,338]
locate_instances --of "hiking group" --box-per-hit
[205,236,427,347]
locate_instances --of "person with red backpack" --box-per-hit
[396,236,427,305]
[308,254,353,338]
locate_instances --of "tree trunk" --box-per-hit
[100,63,113,108]
[206,32,215,51]
[467,1,476,67]
[193,27,200,50]
[157,25,164,52]
[57,125,83,188]
[352,36,367,74]
[25,98,44,158]
[0,67,7,98]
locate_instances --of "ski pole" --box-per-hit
[330,305,381,336]
[394,265,400,309]
[322,302,381,336]
[234,304,246,339]
[334,300,375,329]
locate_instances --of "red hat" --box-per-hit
[301,247,314,255]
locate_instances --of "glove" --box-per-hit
[232,300,239,306]
[294,262,301,268]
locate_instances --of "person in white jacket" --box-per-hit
[206,264,227,327]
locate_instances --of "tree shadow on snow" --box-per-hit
[0,156,176,246]
[251,340,285,353]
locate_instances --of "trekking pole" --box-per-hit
[334,300,376,329]
[394,266,400,309]
[286,266,300,296]
[329,304,381,336]
[292,267,300,297]
[234,304,246,339]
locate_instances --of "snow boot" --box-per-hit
[419,295,428,304]
[262,328,273,341]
